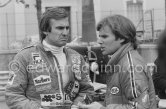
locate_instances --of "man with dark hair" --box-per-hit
[5,7,93,109]
[79,15,157,109]
[39,7,69,42]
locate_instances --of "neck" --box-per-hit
[43,40,64,54]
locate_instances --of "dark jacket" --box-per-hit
[101,43,157,109]
[153,58,166,99]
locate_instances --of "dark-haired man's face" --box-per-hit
[45,17,69,47]
[97,25,124,55]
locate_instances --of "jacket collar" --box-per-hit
[107,43,134,65]
[36,42,68,55]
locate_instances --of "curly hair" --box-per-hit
[39,7,69,42]
[97,15,137,49]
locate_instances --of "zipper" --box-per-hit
[53,57,64,102]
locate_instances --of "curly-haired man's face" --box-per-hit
[45,17,69,47]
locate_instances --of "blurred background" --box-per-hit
[0,0,164,108]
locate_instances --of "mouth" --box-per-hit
[60,39,68,41]
[100,47,105,51]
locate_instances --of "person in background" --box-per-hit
[79,15,157,109]
[153,29,166,99]
[5,7,94,109]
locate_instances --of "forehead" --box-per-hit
[50,17,69,26]
[99,25,113,35]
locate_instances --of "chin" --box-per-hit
[58,43,67,47]
[62,43,67,46]
[102,51,114,56]
[102,51,108,55]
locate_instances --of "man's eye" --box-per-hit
[56,26,65,30]
[56,26,69,30]
[66,26,69,30]
[100,35,108,38]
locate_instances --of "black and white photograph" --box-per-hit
[0,0,165,109]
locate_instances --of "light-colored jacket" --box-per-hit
[5,43,94,109]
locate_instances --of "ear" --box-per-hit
[118,38,125,43]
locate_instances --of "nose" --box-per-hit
[62,28,69,35]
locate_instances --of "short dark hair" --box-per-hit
[97,15,137,49]
[39,7,69,42]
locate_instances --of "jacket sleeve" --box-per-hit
[73,56,94,105]
[152,59,166,91]
[5,53,41,109]
[101,66,156,109]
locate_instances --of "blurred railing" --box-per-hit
[0,71,9,102]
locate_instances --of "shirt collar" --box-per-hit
[42,40,64,54]
[107,43,134,65]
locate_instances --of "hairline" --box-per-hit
[49,17,69,27]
